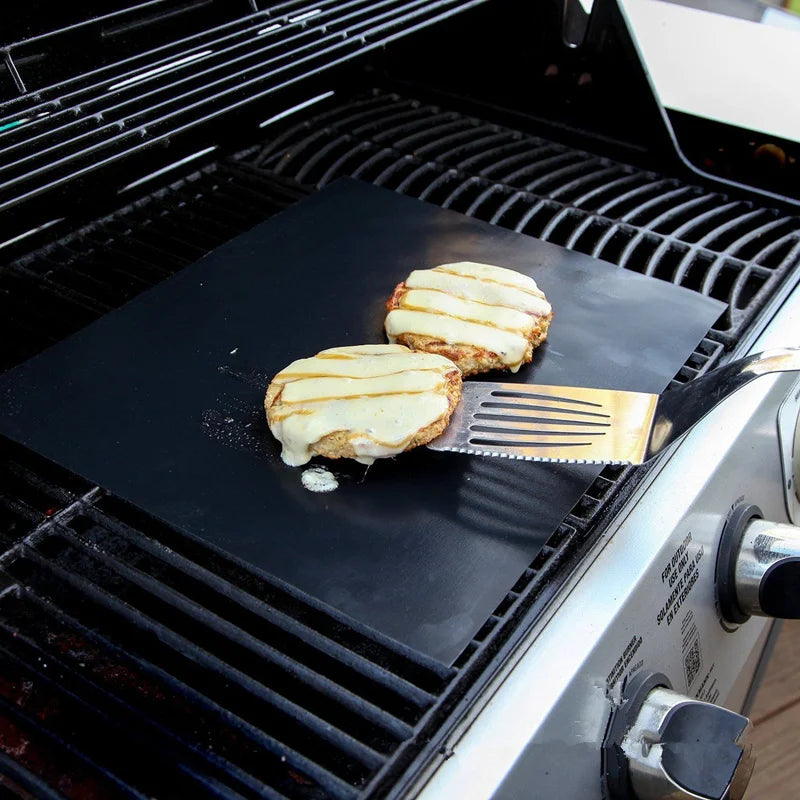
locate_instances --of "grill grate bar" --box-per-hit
[592,177,677,218]
[463,183,506,218]
[513,198,551,235]
[93,496,453,689]
[670,243,716,290]
[365,110,458,145]
[569,172,644,211]
[3,545,363,798]
[25,528,389,773]
[524,157,606,193]
[1,585,346,800]
[63,515,426,736]
[349,146,397,180]
[0,751,69,800]
[0,615,285,800]
[448,131,516,167]
[425,128,516,166]
[667,200,745,242]
[413,167,458,200]
[317,140,375,185]
[538,205,578,242]
[392,118,474,151]
[456,138,538,173]
[728,263,769,311]
[294,134,355,183]
[84,507,436,717]
[749,230,800,268]
[440,174,482,208]
[693,206,766,249]
[548,165,627,202]
[618,185,696,225]
[642,193,720,234]
[348,103,428,137]
[500,151,581,187]
[391,160,437,194]
[475,143,561,180]
[0,668,152,800]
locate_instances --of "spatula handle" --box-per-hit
[647,347,800,459]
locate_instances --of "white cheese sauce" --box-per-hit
[267,345,457,467]
[300,466,339,493]
[385,261,551,371]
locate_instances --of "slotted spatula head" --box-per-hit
[427,382,660,464]
[427,348,800,465]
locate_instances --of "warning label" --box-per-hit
[606,633,643,689]
[656,532,704,627]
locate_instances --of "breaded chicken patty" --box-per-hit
[385,261,553,376]
[265,344,462,466]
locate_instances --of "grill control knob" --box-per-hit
[716,504,800,623]
[604,673,754,800]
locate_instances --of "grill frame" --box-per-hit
[2,5,800,788]
[4,85,796,794]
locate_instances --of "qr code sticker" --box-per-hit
[684,637,703,687]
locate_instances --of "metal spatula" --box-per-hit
[427,348,800,465]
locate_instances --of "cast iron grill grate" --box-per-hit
[0,490,455,799]
[1,87,794,798]
[0,458,587,799]
[254,90,800,344]
[0,163,306,372]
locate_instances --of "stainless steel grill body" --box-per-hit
[2,2,800,798]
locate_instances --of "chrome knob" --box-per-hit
[793,408,800,506]
[716,504,800,623]
[734,519,800,618]
[622,687,753,800]
[603,674,754,800]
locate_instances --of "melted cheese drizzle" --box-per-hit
[301,466,338,493]
[267,345,455,466]
[385,262,552,372]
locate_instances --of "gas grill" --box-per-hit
[2,2,800,799]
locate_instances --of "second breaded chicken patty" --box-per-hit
[384,261,553,376]
[265,344,462,466]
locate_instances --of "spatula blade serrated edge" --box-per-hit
[429,444,631,466]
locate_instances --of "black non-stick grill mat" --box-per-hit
[0,180,724,664]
